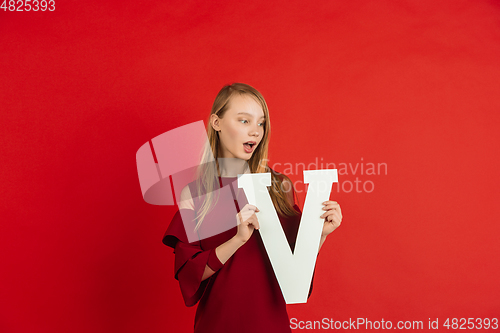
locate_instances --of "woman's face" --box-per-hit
[211,94,265,161]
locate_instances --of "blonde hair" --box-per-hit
[193,83,298,231]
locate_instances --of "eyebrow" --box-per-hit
[237,112,266,119]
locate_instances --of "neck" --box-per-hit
[218,158,251,177]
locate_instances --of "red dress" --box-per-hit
[163,176,314,333]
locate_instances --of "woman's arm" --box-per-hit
[201,236,245,280]
[201,203,260,280]
[178,184,261,281]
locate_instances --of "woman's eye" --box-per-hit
[240,119,264,126]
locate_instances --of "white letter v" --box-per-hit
[238,169,338,304]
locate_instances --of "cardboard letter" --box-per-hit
[238,169,338,304]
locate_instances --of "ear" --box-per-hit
[210,114,221,132]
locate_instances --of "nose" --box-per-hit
[250,124,261,137]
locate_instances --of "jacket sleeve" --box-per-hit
[162,209,224,307]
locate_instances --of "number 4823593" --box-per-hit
[1,0,55,11]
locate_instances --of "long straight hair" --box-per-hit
[193,83,298,231]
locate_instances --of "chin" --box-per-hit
[239,155,251,161]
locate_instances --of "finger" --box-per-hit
[321,210,341,221]
[322,204,342,219]
[252,216,260,230]
[239,211,252,224]
[329,212,342,225]
[245,204,258,211]
[320,209,336,219]
[336,204,342,217]
[330,210,342,223]
[325,214,337,226]
[244,213,254,224]
[322,202,340,210]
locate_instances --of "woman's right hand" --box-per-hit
[235,204,260,243]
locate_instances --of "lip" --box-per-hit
[243,141,257,154]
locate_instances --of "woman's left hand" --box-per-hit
[320,201,342,238]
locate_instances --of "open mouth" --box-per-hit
[243,141,256,153]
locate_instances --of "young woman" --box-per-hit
[163,83,343,332]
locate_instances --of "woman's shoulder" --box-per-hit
[178,184,195,210]
[177,176,218,211]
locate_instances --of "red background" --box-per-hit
[1,1,499,332]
